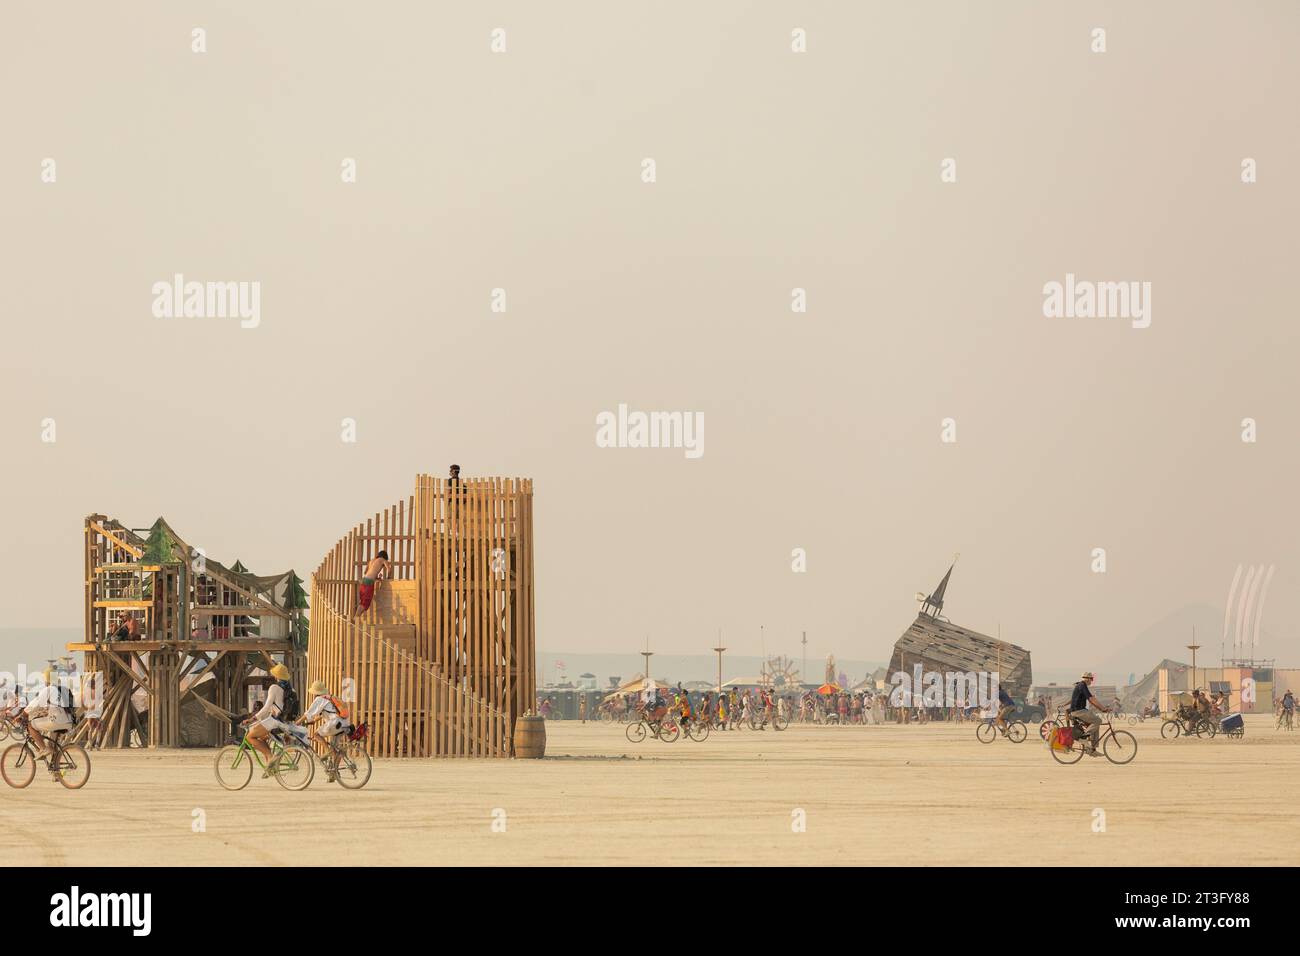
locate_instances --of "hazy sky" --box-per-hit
[2,2,1296,672]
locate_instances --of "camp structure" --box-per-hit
[71,514,307,748]
[886,561,1033,700]
[308,474,535,758]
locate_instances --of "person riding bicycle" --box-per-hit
[24,669,75,760]
[1192,688,1211,716]
[1069,672,1111,757]
[677,688,693,731]
[1282,691,1295,727]
[994,685,1016,736]
[241,663,296,775]
[648,689,668,724]
[299,680,353,746]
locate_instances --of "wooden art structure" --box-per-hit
[308,474,536,758]
[69,514,307,748]
[887,561,1033,699]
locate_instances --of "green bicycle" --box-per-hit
[214,729,315,791]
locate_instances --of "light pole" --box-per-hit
[801,631,808,685]
[712,637,726,695]
[640,635,654,692]
[1187,635,1201,694]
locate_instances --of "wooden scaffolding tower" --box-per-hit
[71,514,307,748]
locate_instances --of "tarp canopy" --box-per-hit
[603,676,672,699]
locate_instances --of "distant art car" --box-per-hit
[1011,698,1046,722]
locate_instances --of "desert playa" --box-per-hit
[2,717,1295,867]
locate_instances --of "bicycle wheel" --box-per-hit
[1050,741,1084,764]
[214,744,254,790]
[1039,719,1059,741]
[332,741,372,790]
[273,743,316,791]
[1160,720,1180,739]
[53,743,91,789]
[659,719,680,743]
[687,720,709,742]
[0,743,36,788]
[772,714,788,732]
[975,721,996,743]
[1103,730,1138,764]
[625,721,647,743]
[1194,719,1216,739]
[1006,721,1027,743]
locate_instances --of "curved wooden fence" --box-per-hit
[307,476,534,757]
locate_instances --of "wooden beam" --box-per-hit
[100,649,152,695]
[88,522,144,559]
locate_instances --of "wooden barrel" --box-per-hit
[514,715,546,758]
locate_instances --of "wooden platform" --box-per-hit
[66,640,295,653]
[366,579,418,625]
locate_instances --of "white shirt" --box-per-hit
[24,685,72,722]
[302,695,342,721]
[254,683,285,721]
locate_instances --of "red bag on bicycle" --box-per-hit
[1051,727,1074,750]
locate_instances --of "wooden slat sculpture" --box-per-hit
[307,475,536,757]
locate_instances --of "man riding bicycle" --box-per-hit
[299,680,352,745]
[1281,691,1295,729]
[1070,671,1111,757]
[994,684,1016,736]
[24,669,75,759]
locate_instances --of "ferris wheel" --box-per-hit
[759,655,801,691]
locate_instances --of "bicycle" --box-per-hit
[214,727,316,791]
[0,716,23,741]
[1039,707,1071,741]
[748,709,789,732]
[625,711,680,743]
[1160,712,1216,739]
[977,716,1027,743]
[309,722,372,789]
[1048,717,1138,765]
[1,719,92,789]
[683,715,710,742]
[1276,710,1294,732]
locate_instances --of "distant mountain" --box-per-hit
[1096,605,1279,685]
[536,651,886,689]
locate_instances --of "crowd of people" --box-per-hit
[591,685,1012,726]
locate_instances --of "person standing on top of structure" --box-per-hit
[357,551,390,616]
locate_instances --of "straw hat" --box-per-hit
[1080,671,1095,680]
[269,663,290,680]
[308,679,328,696]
